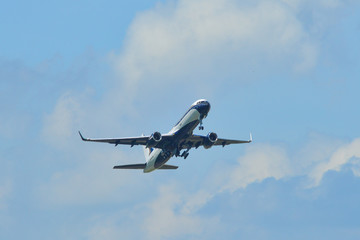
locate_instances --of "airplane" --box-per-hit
[79,99,252,173]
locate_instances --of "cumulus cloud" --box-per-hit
[42,92,83,147]
[223,144,292,192]
[42,0,350,149]
[152,144,293,218]
[87,217,138,240]
[149,135,360,226]
[142,184,219,240]
[79,135,360,239]
[38,149,144,206]
[109,143,291,238]
[181,190,215,215]
[84,185,219,240]
[115,0,318,92]
[308,138,360,187]
[351,159,360,177]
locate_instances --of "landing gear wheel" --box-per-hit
[199,118,204,130]
[175,148,180,157]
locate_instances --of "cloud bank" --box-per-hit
[115,0,318,94]
[126,136,360,239]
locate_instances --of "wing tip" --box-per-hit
[249,132,252,143]
[78,131,88,141]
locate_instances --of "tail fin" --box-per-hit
[143,146,154,160]
[142,133,153,161]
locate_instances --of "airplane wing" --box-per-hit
[213,137,252,146]
[78,131,173,148]
[183,133,252,149]
[113,164,178,170]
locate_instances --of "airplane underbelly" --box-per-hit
[144,149,173,173]
[154,150,172,168]
[144,110,201,173]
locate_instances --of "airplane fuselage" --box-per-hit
[144,100,210,173]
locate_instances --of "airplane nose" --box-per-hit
[204,101,210,113]
[206,101,211,111]
[198,101,210,117]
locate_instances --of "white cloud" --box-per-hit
[319,0,343,8]
[80,135,360,239]
[42,0,352,150]
[219,136,360,192]
[142,184,219,240]
[88,222,122,240]
[115,0,318,91]
[181,190,214,215]
[351,159,360,177]
[87,215,141,240]
[223,144,292,192]
[281,0,343,9]
[42,92,83,147]
[308,138,360,187]
[159,143,293,215]
[84,185,219,240]
[38,149,143,206]
[41,132,360,238]
[152,136,360,222]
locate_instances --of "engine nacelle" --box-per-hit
[146,131,162,148]
[203,132,218,149]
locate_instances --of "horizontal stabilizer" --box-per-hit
[113,164,178,170]
[159,164,178,169]
[113,164,146,169]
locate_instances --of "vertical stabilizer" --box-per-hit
[143,146,154,160]
[142,133,153,161]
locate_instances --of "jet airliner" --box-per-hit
[79,99,252,173]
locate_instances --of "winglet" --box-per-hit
[249,132,252,143]
[78,131,88,141]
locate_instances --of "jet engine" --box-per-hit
[203,132,218,149]
[146,131,162,148]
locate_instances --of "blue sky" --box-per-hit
[1,0,360,239]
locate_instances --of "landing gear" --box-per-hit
[179,148,190,159]
[175,148,181,157]
[199,119,204,130]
